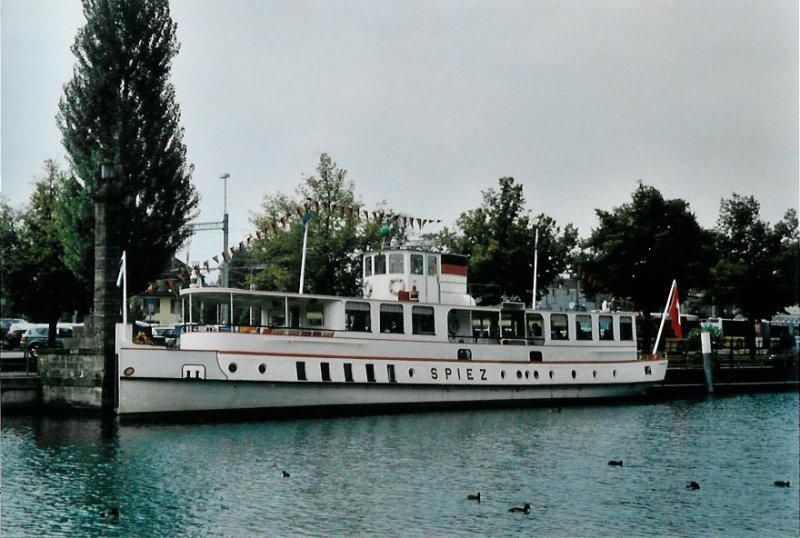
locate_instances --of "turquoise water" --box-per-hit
[2,392,798,537]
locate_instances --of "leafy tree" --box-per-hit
[438,177,578,305]
[0,198,22,317]
[248,154,385,295]
[581,183,711,350]
[57,0,199,295]
[709,195,798,319]
[1,161,89,343]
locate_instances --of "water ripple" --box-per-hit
[2,393,798,537]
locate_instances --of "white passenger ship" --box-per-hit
[117,247,668,416]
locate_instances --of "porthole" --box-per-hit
[408,368,415,378]
[123,366,135,377]
[613,369,617,378]
[534,370,539,379]
[228,362,238,373]
[525,371,530,379]
[501,370,506,379]
[571,370,577,379]
[258,363,267,374]
[549,370,554,379]
[516,370,523,379]
[593,370,597,378]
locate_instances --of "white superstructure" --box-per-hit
[117,247,667,417]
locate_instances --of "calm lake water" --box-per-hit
[2,392,798,537]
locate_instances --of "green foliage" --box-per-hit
[709,195,798,319]
[0,161,89,335]
[436,177,578,305]
[686,326,724,351]
[247,154,385,295]
[581,183,712,350]
[0,198,22,317]
[57,0,199,295]
[582,183,711,312]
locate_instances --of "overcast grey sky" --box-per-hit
[2,0,798,268]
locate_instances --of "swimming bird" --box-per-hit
[281,470,290,478]
[774,480,791,487]
[608,460,623,467]
[686,481,701,490]
[100,507,119,518]
[467,492,481,502]
[508,503,531,513]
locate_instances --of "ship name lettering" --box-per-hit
[429,367,486,382]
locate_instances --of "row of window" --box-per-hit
[364,253,438,277]
[346,301,435,335]
[284,361,649,382]
[345,301,634,342]
[296,361,398,383]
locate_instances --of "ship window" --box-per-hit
[619,316,633,340]
[321,362,331,382]
[410,254,424,275]
[364,255,372,277]
[366,363,376,382]
[346,301,371,332]
[412,306,435,335]
[599,315,614,341]
[550,314,568,340]
[576,315,593,340]
[427,255,438,276]
[472,310,499,341]
[296,361,306,381]
[501,310,525,339]
[457,349,472,361]
[380,304,404,333]
[387,364,397,383]
[344,363,354,382]
[526,313,544,344]
[375,254,386,275]
[388,253,404,274]
[529,351,542,362]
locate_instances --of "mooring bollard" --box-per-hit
[701,331,714,393]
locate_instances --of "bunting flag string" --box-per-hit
[176,202,444,287]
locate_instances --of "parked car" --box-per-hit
[21,324,76,358]
[5,321,33,350]
[1,318,27,349]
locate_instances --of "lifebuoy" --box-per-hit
[389,278,404,296]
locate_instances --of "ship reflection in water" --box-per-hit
[3,392,798,536]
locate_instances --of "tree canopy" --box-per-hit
[247,154,385,296]
[57,0,199,295]
[581,183,711,346]
[437,177,578,305]
[709,194,798,319]
[1,162,89,340]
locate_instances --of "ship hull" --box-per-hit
[117,345,667,416]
